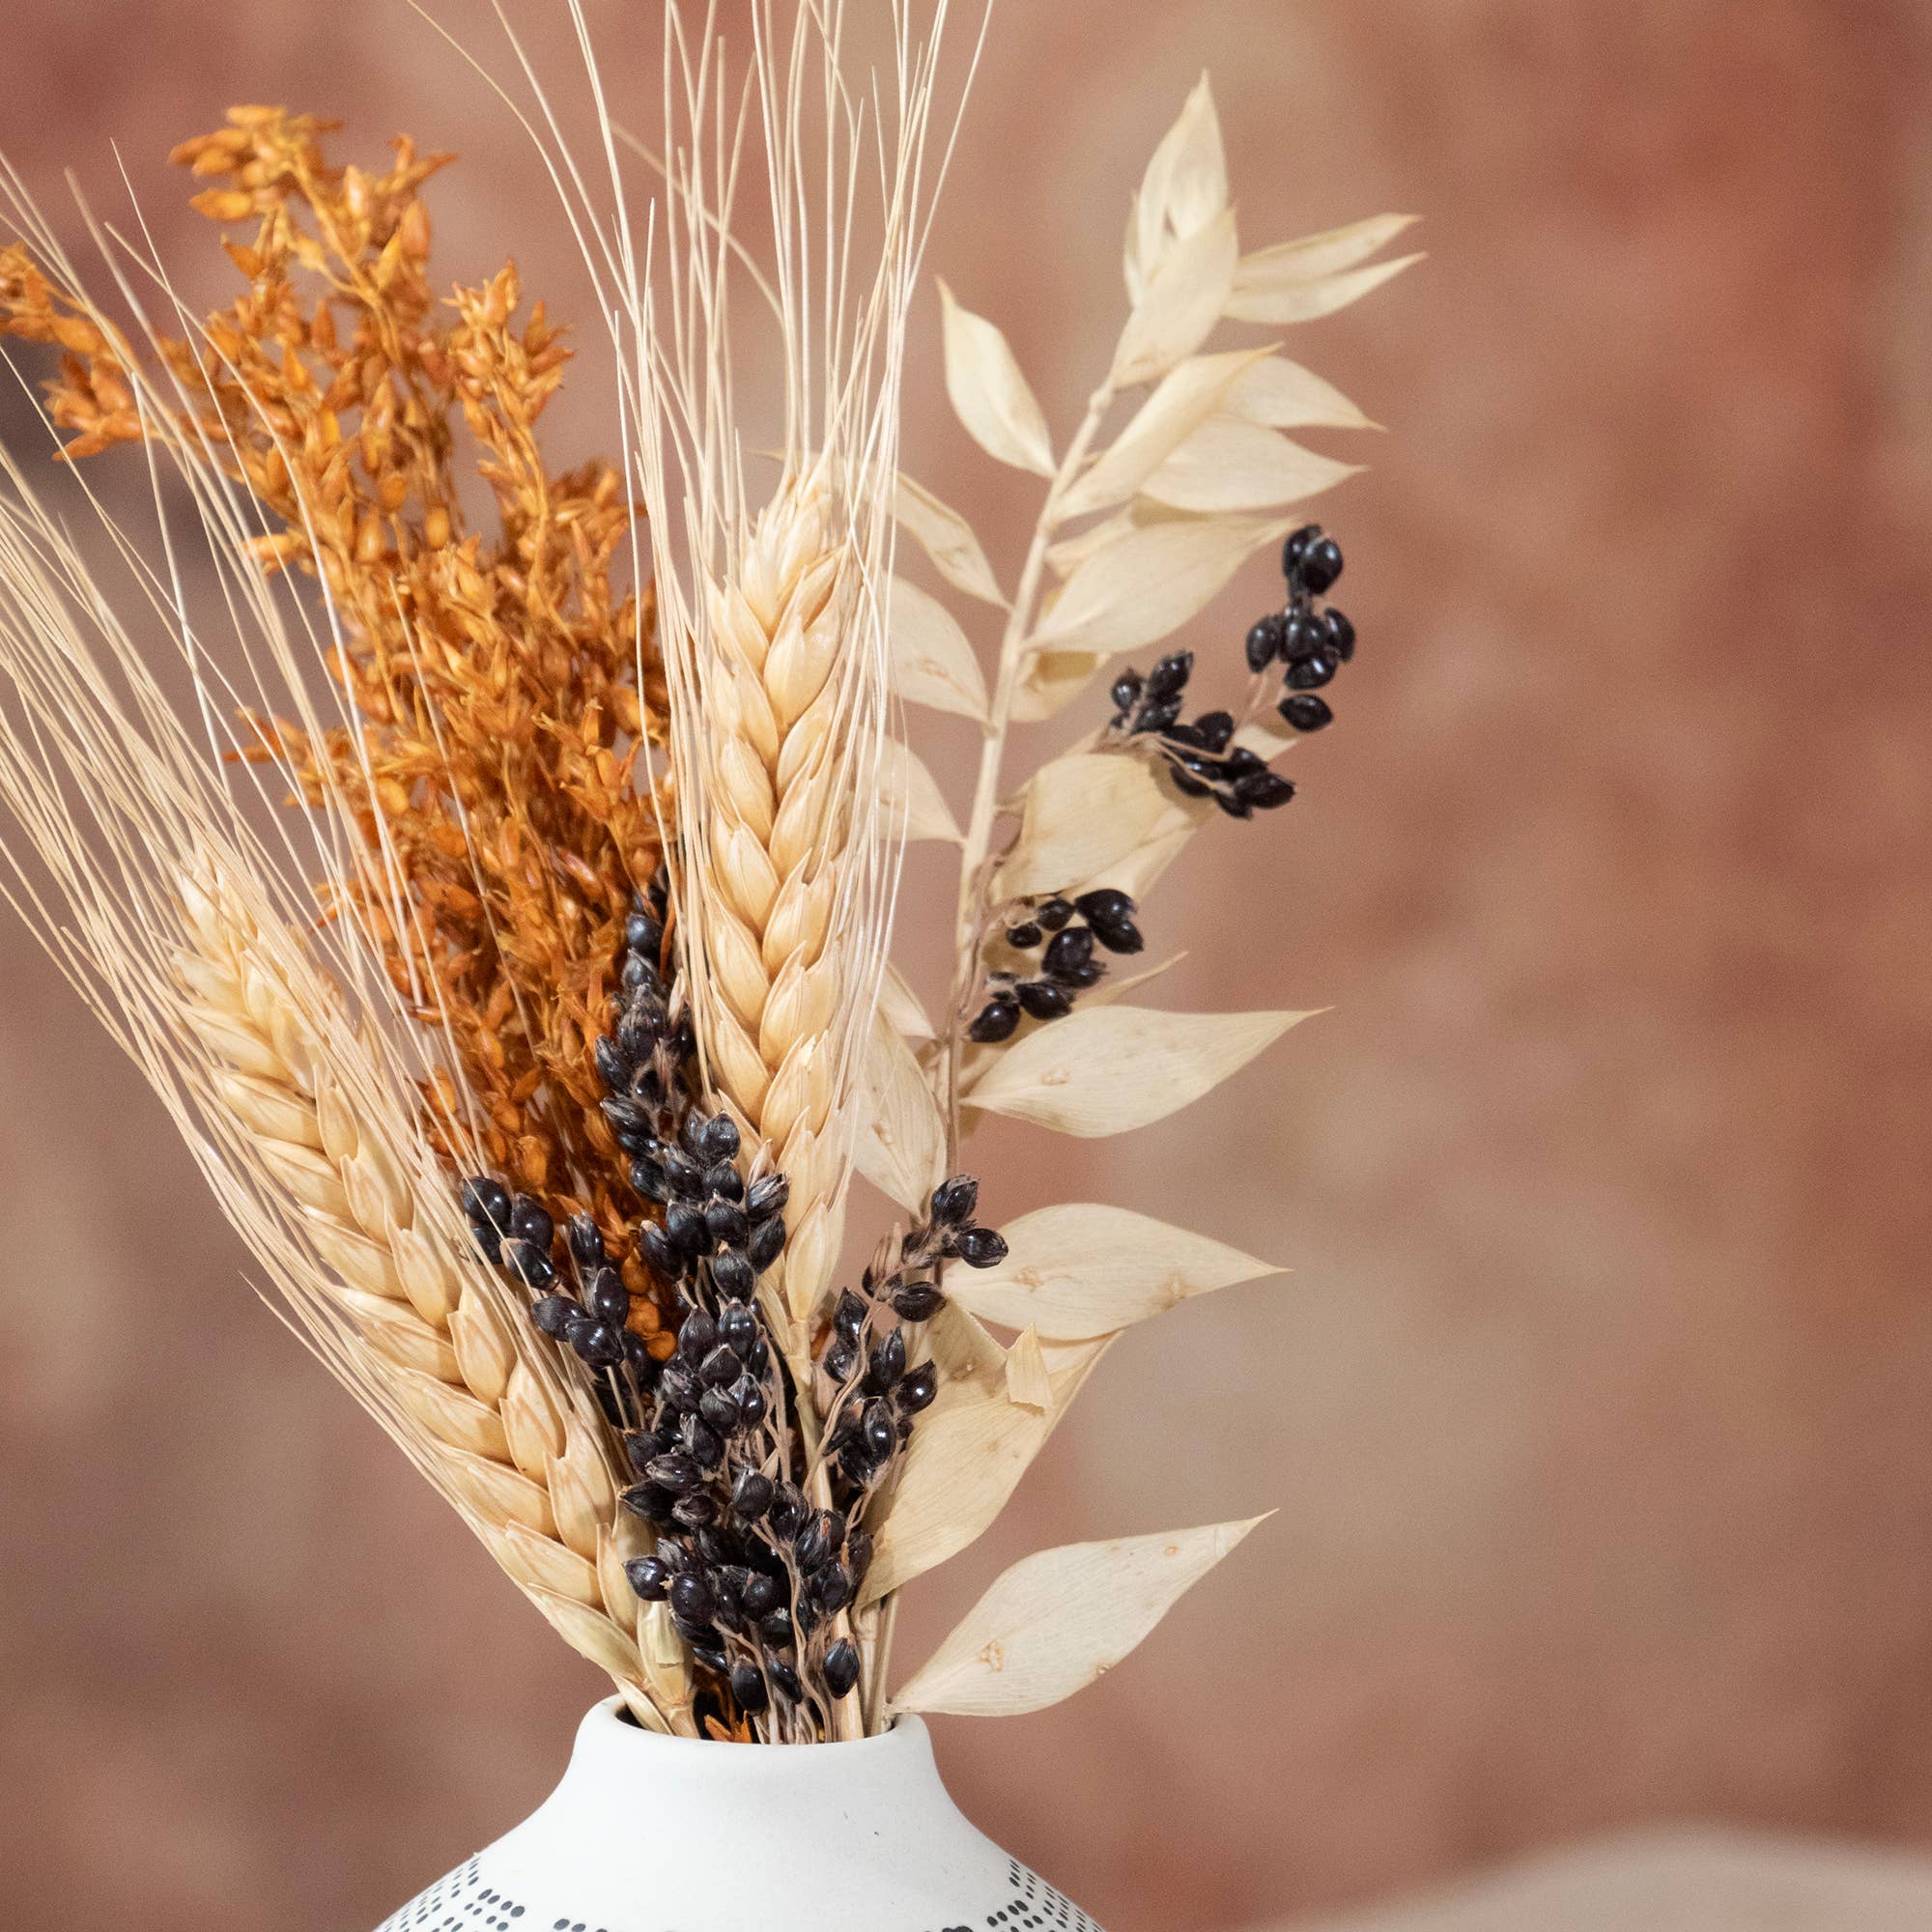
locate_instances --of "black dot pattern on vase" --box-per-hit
[378,1852,1101,1932]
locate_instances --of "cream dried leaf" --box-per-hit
[1113,209,1238,389]
[1141,420,1362,514]
[1128,74,1229,298]
[877,740,963,845]
[1225,355,1378,433]
[1229,213,1418,302]
[1228,247,1424,327]
[940,282,1055,477]
[963,1005,1314,1138]
[1004,1326,1053,1411]
[851,1011,946,1214]
[895,474,1007,607]
[1060,348,1274,520]
[893,1518,1267,1718]
[994,752,1172,899]
[877,960,936,1042]
[1009,648,1115,724]
[1032,512,1292,662]
[951,1204,1279,1339]
[861,1336,1111,1604]
[890,576,989,721]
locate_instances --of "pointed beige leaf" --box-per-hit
[1084,950,1186,1011]
[1225,355,1378,432]
[1072,798,1210,902]
[851,1012,945,1213]
[891,577,989,721]
[1114,209,1238,388]
[994,753,1171,898]
[1227,249,1424,327]
[877,740,962,845]
[1010,647,1114,724]
[1142,420,1361,514]
[1061,348,1274,520]
[862,1336,1110,1604]
[941,282,1055,477]
[1004,1326,1053,1411]
[1032,513,1291,660]
[877,960,936,1042]
[894,1518,1267,1718]
[1231,213,1418,299]
[895,474,1007,607]
[963,1005,1314,1139]
[952,1204,1280,1339]
[1129,74,1228,298]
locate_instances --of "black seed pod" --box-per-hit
[679,1310,719,1361]
[646,1451,701,1494]
[1236,770,1297,810]
[968,998,1021,1044]
[1109,668,1144,713]
[637,1221,682,1279]
[672,1493,720,1529]
[1281,611,1326,662]
[504,1240,556,1292]
[954,1227,1009,1269]
[699,1386,742,1435]
[625,1555,671,1601]
[629,1157,669,1204]
[711,1248,755,1299]
[762,1605,795,1650]
[719,1302,759,1355]
[823,1640,862,1700]
[931,1175,980,1225]
[813,1562,855,1613]
[1015,980,1073,1022]
[695,1114,741,1164]
[684,1417,724,1470]
[794,1510,839,1573]
[862,1399,897,1464]
[1042,927,1094,980]
[824,1340,858,1384]
[626,909,662,954]
[462,1177,512,1235]
[746,1216,787,1272]
[666,1202,709,1254]
[746,1174,790,1222]
[1137,696,1183,735]
[1074,888,1135,928]
[624,1433,658,1476]
[579,1321,626,1367]
[1301,534,1344,594]
[594,1037,630,1093]
[893,1281,945,1322]
[586,1268,629,1326]
[1246,614,1289,671]
[1283,524,1321,575]
[733,1374,769,1431]
[1279,693,1334,732]
[531,1294,577,1338]
[1196,711,1236,754]
[1006,922,1044,952]
[1146,650,1194,701]
[867,1326,908,1393]
[732,1470,775,1520]
[730,1661,770,1714]
[1286,650,1339,691]
[1088,913,1144,955]
[704,1160,744,1203]
[768,1659,804,1704]
[897,1362,940,1413]
[769,1484,808,1540]
[566,1214,606,1270]
[1322,608,1356,662]
[835,1289,869,1339]
[847,1526,875,1579]
[658,1363,697,1412]
[705,1199,750,1247]
[622,1483,674,1524]
[668,1572,715,1626]
[740,1572,781,1620]
[699,1343,741,1388]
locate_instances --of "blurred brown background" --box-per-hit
[4,2,1932,1928]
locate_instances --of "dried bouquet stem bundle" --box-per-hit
[0,2,1415,1749]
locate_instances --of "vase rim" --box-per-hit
[582,1694,929,1757]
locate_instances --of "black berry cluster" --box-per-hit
[968,890,1146,1042]
[1244,523,1356,736]
[1108,650,1297,820]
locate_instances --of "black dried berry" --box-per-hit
[1015,980,1073,1022]
[813,1563,855,1613]
[740,1572,781,1620]
[1301,535,1344,594]
[746,1174,790,1222]
[793,1510,838,1573]
[1043,927,1094,980]
[646,1451,701,1494]
[1279,693,1334,732]
[462,1177,512,1234]
[732,1375,769,1430]
[1037,897,1075,932]
[968,998,1021,1044]
[696,1114,741,1165]
[730,1661,770,1714]
[1322,608,1356,662]
[954,1227,1009,1269]
[704,1161,744,1203]
[1146,650,1194,701]
[666,1202,709,1254]
[823,1640,862,1700]
[679,1310,719,1361]
[930,1174,980,1224]
[1005,923,1043,951]
[624,1555,671,1601]
[566,1214,606,1270]
[1109,669,1144,713]
[893,1281,945,1322]
[531,1294,577,1338]
[668,1572,715,1626]
[1246,614,1289,672]
[1283,524,1321,575]
[577,1321,626,1367]
[746,1217,786,1273]
[867,1327,908,1393]
[1236,770,1296,810]
[630,1157,669,1203]
[637,1221,682,1279]
[504,1239,556,1292]
[1196,710,1236,753]
[712,1248,754,1298]
[705,1199,750,1247]
[824,1339,858,1384]
[1285,650,1338,692]
[897,1362,940,1413]
[862,1399,897,1464]
[1074,888,1135,927]
[732,1470,775,1519]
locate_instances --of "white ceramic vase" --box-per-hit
[376,1698,1103,1932]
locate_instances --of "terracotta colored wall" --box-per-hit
[3,5,1930,1929]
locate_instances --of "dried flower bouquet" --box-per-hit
[0,5,1413,1747]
